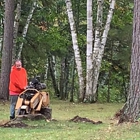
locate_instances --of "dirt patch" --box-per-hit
[0,120,28,128]
[16,114,47,121]
[114,110,122,119]
[69,115,102,124]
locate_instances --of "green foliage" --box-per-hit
[0,0,133,102]
[97,0,133,103]
[17,1,72,78]
[113,0,133,28]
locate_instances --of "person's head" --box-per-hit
[15,60,22,69]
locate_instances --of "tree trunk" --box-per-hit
[48,55,60,97]
[107,41,113,103]
[44,58,49,81]
[59,58,65,100]
[65,0,85,102]
[92,0,116,102]
[17,0,37,59]
[92,0,103,68]
[119,0,140,123]
[64,57,69,99]
[0,0,15,100]
[85,0,93,102]
[59,56,69,100]
[70,58,75,102]
[0,13,4,53]
[0,2,4,53]
[12,0,22,64]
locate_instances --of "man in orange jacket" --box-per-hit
[9,60,28,120]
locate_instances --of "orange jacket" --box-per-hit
[9,65,27,95]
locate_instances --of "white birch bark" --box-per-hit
[100,0,116,55]
[44,58,49,80]
[92,0,116,100]
[85,0,93,100]
[93,0,103,60]
[90,0,103,101]
[12,0,22,63]
[0,18,3,52]
[52,55,57,79]
[65,0,85,101]
[0,36,2,52]
[17,0,37,59]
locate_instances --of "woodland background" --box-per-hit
[0,0,133,103]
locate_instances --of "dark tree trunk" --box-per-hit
[59,58,65,100]
[0,0,15,100]
[48,55,60,97]
[70,58,75,102]
[107,70,111,103]
[64,57,69,99]
[59,56,70,100]
[119,0,140,123]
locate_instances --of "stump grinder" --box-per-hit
[15,77,52,119]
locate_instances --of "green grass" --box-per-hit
[0,100,140,140]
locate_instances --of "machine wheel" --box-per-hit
[19,109,26,115]
[40,107,52,120]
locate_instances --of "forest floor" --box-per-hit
[0,99,140,140]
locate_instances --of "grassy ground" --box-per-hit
[0,99,140,140]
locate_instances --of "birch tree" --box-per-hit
[65,0,85,101]
[119,0,140,123]
[0,3,4,52]
[17,0,37,59]
[12,0,22,63]
[89,0,116,102]
[85,0,93,101]
[0,16,3,52]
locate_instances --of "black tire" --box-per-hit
[19,109,26,115]
[40,108,52,120]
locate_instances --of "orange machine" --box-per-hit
[15,89,50,115]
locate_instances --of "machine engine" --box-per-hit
[15,77,50,116]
